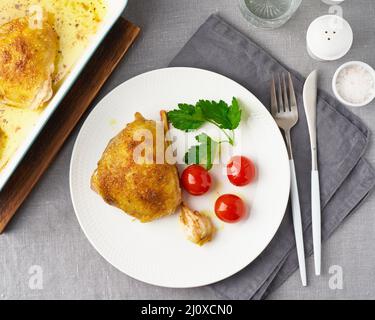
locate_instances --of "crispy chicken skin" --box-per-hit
[91,112,182,222]
[0,16,58,109]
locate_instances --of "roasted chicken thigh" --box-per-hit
[91,112,182,222]
[0,16,58,109]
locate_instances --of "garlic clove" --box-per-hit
[180,203,215,246]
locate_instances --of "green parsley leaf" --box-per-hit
[184,133,218,170]
[227,97,242,129]
[197,100,233,129]
[197,98,241,130]
[167,98,242,145]
[167,104,205,131]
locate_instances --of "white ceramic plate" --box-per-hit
[70,67,290,288]
[0,0,128,191]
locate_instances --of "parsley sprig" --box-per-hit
[167,98,242,170]
[167,98,241,145]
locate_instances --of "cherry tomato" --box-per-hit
[215,194,246,223]
[181,165,212,196]
[227,156,256,187]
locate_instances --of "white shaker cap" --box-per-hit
[307,15,353,61]
[321,0,345,4]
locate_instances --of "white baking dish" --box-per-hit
[0,0,128,192]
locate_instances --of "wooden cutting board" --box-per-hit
[0,18,140,233]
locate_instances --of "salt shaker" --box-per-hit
[306,15,353,61]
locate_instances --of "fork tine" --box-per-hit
[270,76,278,116]
[282,73,290,111]
[288,72,298,112]
[277,74,284,112]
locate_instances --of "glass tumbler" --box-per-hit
[238,0,302,29]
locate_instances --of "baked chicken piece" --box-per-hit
[91,112,182,222]
[0,16,58,109]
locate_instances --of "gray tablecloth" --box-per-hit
[2,0,375,300]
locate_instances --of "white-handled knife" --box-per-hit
[303,70,321,276]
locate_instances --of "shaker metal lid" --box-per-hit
[306,15,353,61]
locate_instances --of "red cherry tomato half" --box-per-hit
[215,194,246,223]
[227,156,256,187]
[181,165,212,196]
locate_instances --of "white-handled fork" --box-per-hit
[271,73,307,286]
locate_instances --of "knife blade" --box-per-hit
[303,70,321,276]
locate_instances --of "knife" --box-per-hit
[303,70,321,276]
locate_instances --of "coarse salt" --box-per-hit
[336,65,375,104]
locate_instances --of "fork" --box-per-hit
[271,73,307,286]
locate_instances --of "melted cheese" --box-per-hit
[0,106,39,170]
[0,0,107,172]
[0,128,7,160]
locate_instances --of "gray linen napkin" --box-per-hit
[169,14,375,300]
